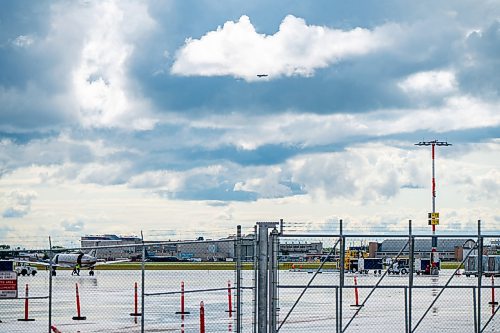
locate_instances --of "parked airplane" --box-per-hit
[17,252,44,261]
[17,249,128,276]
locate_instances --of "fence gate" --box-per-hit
[255,219,499,333]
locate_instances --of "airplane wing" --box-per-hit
[12,259,63,267]
[93,258,130,266]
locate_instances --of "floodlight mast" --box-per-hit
[415,140,452,268]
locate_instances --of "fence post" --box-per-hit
[256,222,278,333]
[339,219,344,333]
[473,287,478,333]
[477,220,482,333]
[269,227,279,333]
[335,286,339,333]
[141,233,146,333]
[257,223,269,333]
[48,237,53,333]
[404,287,408,333]
[236,225,242,333]
[253,225,258,333]
[408,220,414,333]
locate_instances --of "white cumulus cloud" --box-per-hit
[171,15,394,81]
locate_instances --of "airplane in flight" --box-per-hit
[17,249,128,276]
[256,74,268,78]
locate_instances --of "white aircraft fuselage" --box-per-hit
[53,253,97,268]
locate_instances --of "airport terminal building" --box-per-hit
[370,238,467,261]
[80,234,142,260]
[80,234,323,262]
[81,234,473,263]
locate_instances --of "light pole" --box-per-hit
[415,140,452,273]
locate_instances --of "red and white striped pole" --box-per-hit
[18,284,35,321]
[431,143,437,266]
[415,140,451,272]
[72,283,86,320]
[200,301,205,333]
[175,281,190,314]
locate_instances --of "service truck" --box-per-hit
[358,257,383,274]
[15,262,38,276]
[387,258,410,275]
[414,258,440,275]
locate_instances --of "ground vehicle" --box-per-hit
[464,255,500,277]
[358,257,383,274]
[414,258,441,275]
[15,263,37,276]
[387,259,410,275]
[145,250,180,262]
[341,247,369,272]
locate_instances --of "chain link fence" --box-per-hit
[1,221,499,333]
[273,220,499,333]
[0,226,250,333]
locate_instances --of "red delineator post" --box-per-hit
[350,276,363,307]
[130,282,142,316]
[72,283,87,320]
[225,280,235,316]
[200,301,205,333]
[18,284,35,321]
[51,325,62,333]
[175,281,190,314]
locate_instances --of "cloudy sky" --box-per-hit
[0,0,499,247]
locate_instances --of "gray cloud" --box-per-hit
[0,1,499,243]
[2,190,37,218]
[458,20,500,98]
[0,226,13,241]
[61,219,85,232]
[1,1,498,134]
[0,0,157,132]
[2,207,28,218]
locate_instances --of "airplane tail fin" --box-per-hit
[145,249,151,258]
[87,249,97,257]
